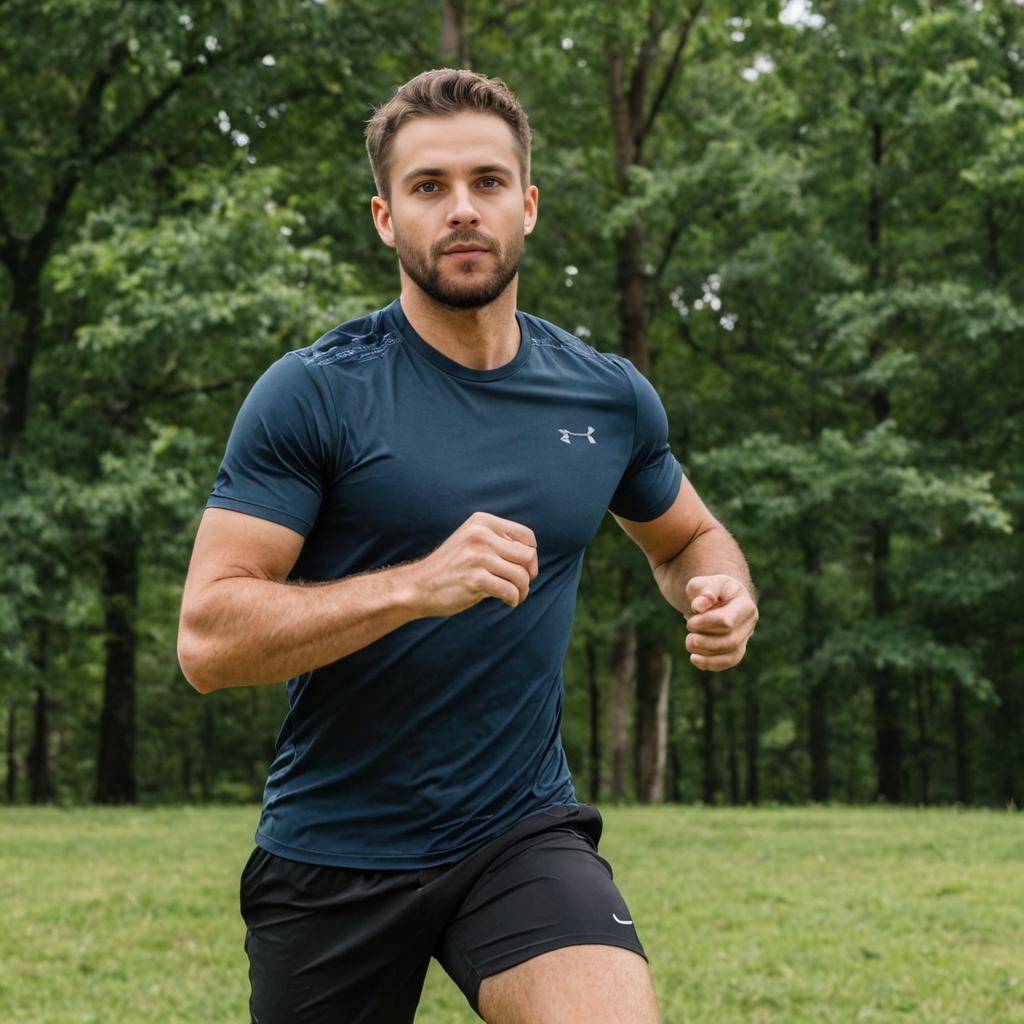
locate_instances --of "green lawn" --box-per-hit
[1,804,1021,1022]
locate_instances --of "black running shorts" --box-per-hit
[240,803,646,1023]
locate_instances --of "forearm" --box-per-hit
[652,521,756,617]
[178,563,423,693]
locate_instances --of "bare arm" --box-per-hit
[614,477,758,672]
[177,507,539,694]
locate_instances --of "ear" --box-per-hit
[523,184,539,237]
[371,195,396,248]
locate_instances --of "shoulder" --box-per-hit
[292,305,402,372]
[522,312,600,359]
[239,311,395,442]
[521,312,639,393]
[523,313,670,440]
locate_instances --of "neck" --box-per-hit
[399,279,521,371]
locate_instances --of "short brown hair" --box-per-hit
[365,68,532,201]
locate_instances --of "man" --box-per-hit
[178,68,757,1024]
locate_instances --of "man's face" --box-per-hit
[371,112,539,310]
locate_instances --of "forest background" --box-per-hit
[1,0,1021,812]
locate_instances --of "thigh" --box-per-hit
[478,945,659,1024]
[240,846,433,1024]
[434,818,652,1019]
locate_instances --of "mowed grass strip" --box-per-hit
[0,805,1020,1023]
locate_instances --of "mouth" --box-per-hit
[442,243,491,261]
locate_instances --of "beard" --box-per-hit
[394,226,524,310]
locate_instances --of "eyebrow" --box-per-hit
[401,163,516,184]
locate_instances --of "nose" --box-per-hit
[445,183,480,227]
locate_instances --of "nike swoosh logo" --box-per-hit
[612,913,633,925]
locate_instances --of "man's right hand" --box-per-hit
[408,512,539,617]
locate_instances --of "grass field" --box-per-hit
[1,804,1021,1023]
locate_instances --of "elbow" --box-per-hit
[177,628,219,695]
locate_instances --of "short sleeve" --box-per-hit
[206,353,335,537]
[608,356,684,521]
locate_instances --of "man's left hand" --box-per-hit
[683,575,758,672]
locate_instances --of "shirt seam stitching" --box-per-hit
[608,356,640,491]
[306,331,404,367]
[293,352,349,482]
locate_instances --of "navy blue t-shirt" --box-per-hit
[208,298,683,869]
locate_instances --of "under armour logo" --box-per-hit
[559,426,597,445]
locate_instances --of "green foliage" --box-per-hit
[1,0,1021,808]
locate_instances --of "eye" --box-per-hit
[414,181,441,194]
[478,176,502,189]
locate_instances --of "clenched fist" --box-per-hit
[683,575,758,672]
[409,512,539,617]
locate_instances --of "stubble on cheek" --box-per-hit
[392,227,523,310]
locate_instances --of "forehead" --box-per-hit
[389,111,522,182]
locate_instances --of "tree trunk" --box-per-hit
[701,674,717,804]
[608,65,654,796]
[668,675,683,803]
[869,386,902,800]
[586,638,602,803]
[5,703,17,803]
[440,0,468,67]
[94,530,139,804]
[200,700,216,801]
[952,681,970,804]
[1,257,44,447]
[668,744,682,802]
[606,22,700,807]
[803,536,829,802]
[993,667,1023,809]
[606,619,636,799]
[27,685,54,804]
[181,748,192,801]
[873,667,902,801]
[809,680,829,801]
[743,675,759,804]
[26,632,54,804]
[724,680,739,805]
[865,118,903,803]
[614,224,651,372]
[635,644,670,803]
[872,517,902,802]
[914,674,930,805]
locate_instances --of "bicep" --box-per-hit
[183,508,306,602]
[613,476,718,570]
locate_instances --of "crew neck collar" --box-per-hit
[386,298,532,382]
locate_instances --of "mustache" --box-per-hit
[431,230,496,257]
